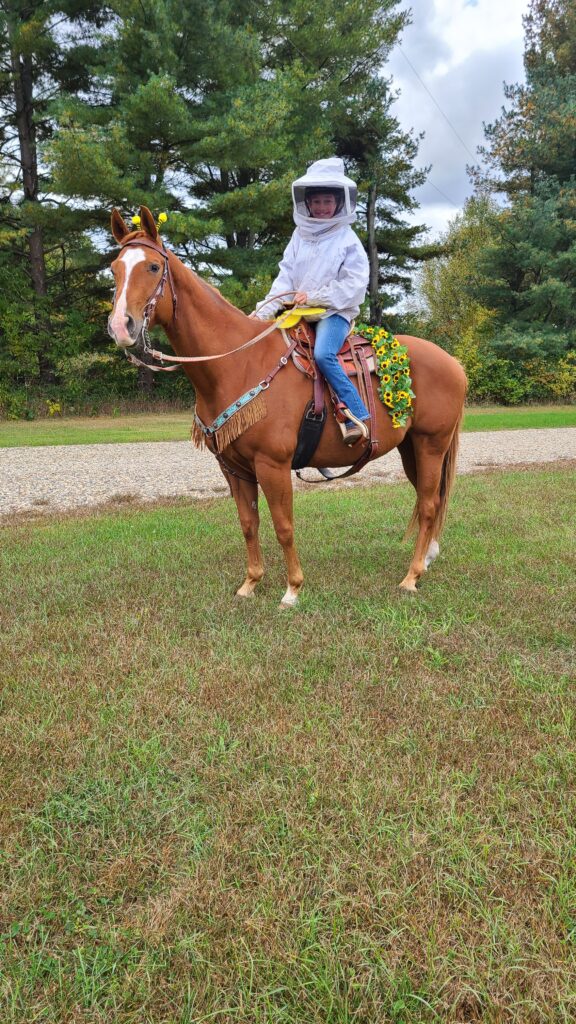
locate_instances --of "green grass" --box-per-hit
[0,411,193,448]
[1,404,574,448]
[1,466,575,1023]
[462,404,576,432]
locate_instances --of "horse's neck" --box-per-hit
[162,257,268,407]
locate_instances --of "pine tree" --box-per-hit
[47,0,425,317]
[0,0,110,386]
[470,0,576,352]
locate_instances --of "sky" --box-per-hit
[387,0,529,239]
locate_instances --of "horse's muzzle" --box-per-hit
[108,313,140,348]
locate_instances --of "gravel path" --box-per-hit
[1,428,575,518]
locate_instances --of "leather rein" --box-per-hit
[113,237,293,373]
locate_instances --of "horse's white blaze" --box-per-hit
[424,539,440,569]
[110,247,146,343]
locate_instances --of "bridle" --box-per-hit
[109,237,181,372]
[110,234,298,373]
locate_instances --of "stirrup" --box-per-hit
[338,409,370,442]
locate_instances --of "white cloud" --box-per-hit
[387,0,529,237]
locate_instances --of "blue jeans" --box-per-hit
[314,314,370,421]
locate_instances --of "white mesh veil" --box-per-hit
[292,158,358,238]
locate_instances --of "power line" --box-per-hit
[426,179,461,208]
[398,46,478,162]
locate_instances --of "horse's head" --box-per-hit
[108,205,174,349]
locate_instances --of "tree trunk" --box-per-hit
[137,365,156,395]
[10,34,54,382]
[367,182,382,324]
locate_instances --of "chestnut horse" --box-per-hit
[108,206,467,607]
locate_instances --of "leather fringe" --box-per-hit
[191,421,207,449]
[191,392,267,452]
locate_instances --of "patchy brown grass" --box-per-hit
[0,465,575,1023]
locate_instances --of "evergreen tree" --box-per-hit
[48,0,425,314]
[0,0,110,387]
[470,0,575,353]
[1,0,432,408]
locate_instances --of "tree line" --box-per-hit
[0,0,432,415]
[0,0,574,416]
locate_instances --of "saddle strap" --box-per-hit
[291,399,327,471]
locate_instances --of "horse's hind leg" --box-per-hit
[399,434,449,593]
[254,457,304,608]
[226,473,264,597]
[398,434,440,571]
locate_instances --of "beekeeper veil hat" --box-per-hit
[292,157,358,238]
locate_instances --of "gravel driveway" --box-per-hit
[1,428,575,518]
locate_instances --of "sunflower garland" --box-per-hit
[355,324,415,428]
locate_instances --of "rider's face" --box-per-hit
[308,193,338,219]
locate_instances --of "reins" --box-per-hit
[114,236,298,372]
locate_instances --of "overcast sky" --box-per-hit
[387,0,529,239]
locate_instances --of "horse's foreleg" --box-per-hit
[254,457,303,608]
[399,436,447,594]
[226,473,264,597]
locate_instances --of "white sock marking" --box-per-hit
[280,586,299,607]
[424,540,440,570]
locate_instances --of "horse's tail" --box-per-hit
[403,409,463,541]
[434,410,462,538]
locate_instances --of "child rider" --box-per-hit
[254,157,371,445]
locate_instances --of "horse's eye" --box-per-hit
[149,262,160,273]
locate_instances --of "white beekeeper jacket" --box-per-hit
[256,158,369,323]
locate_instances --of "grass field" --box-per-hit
[0,404,575,448]
[1,466,575,1023]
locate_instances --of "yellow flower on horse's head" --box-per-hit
[382,374,391,384]
[131,215,141,226]
[158,212,168,224]
[391,339,400,348]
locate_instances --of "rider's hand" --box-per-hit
[293,291,308,306]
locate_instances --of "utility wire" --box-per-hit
[398,46,478,162]
[426,179,461,208]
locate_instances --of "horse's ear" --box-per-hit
[111,208,130,244]
[139,206,159,241]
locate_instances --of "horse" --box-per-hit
[108,205,467,608]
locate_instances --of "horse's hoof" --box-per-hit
[236,589,255,599]
[399,581,418,595]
